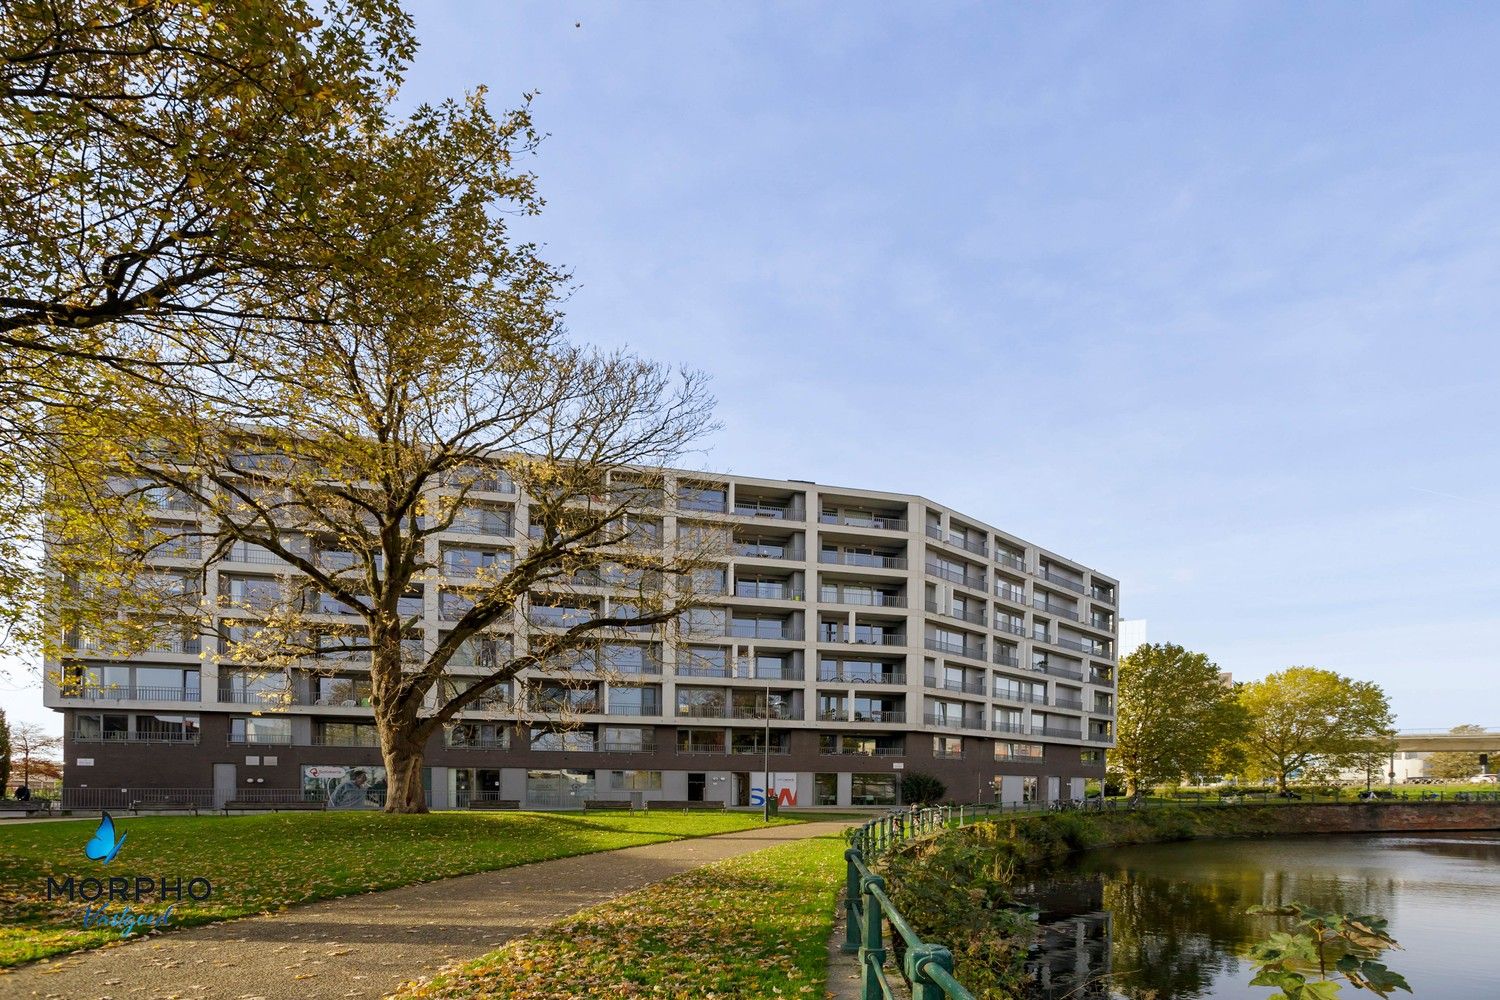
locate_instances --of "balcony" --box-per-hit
[728,744,792,756]
[923,713,986,731]
[818,626,904,647]
[994,620,1026,637]
[818,588,905,608]
[1089,671,1115,688]
[820,513,907,531]
[445,737,511,750]
[992,720,1029,735]
[992,650,1020,668]
[727,622,803,640]
[1045,635,1110,659]
[994,585,1027,607]
[1037,725,1084,740]
[734,502,804,522]
[676,703,729,719]
[73,729,201,744]
[995,687,1046,705]
[820,551,907,570]
[226,732,294,745]
[1087,732,1114,744]
[735,584,805,601]
[1090,585,1116,605]
[1038,569,1086,594]
[924,637,985,660]
[817,670,906,686]
[925,600,986,627]
[1052,696,1085,711]
[820,745,906,757]
[735,543,805,561]
[925,676,986,696]
[933,748,965,760]
[729,705,799,721]
[925,562,985,590]
[995,552,1026,572]
[1032,597,1080,622]
[66,685,200,703]
[851,710,905,724]
[596,740,660,753]
[925,525,989,557]
[1035,661,1086,682]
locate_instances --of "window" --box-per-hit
[677,484,727,512]
[442,546,511,577]
[449,723,509,748]
[932,736,963,758]
[608,684,661,716]
[601,726,651,751]
[682,608,726,637]
[317,721,379,746]
[996,741,1043,761]
[681,645,729,674]
[610,770,663,791]
[530,728,595,751]
[676,728,725,754]
[231,716,292,744]
[815,773,839,806]
[851,774,898,806]
[691,566,728,595]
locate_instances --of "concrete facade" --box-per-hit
[47,470,1118,809]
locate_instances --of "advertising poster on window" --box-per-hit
[302,764,386,810]
[749,772,797,807]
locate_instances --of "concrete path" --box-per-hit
[0,820,851,1000]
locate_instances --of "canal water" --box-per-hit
[1012,831,1500,999]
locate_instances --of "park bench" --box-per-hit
[581,799,633,811]
[130,799,200,815]
[645,799,726,812]
[466,798,521,810]
[0,798,49,815]
[222,800,326,814]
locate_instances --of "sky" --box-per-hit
[7,2,1499,734]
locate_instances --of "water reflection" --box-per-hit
[1013,832,1500,999]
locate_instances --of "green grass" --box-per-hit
[391,831,849,999]
[0,809,796,969]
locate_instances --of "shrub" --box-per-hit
[900,771,947,805]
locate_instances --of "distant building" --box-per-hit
[1118,620,1148,658]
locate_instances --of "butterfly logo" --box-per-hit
[85,811,128,865]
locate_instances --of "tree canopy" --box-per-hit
[1110,642,1248,796]
[1238,667,1395,790]
[1423,724,1500,780]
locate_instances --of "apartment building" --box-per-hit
[47,471,1118,810]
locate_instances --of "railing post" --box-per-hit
[859,875,888,1000]
[906,942,956,1000]
[843,849,863,954]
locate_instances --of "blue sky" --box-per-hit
[7,2,1497,733]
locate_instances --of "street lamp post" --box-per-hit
[762,683,771,823]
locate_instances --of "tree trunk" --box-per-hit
[382,738,428,813]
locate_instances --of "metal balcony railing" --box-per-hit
[925,562,986,590]
[819,627,904,647]
[820,551,908,569]
[727,622,803,640]
[1090,586,1116,604]
[925,676,986,696]
[924,638,985,660]
[923,713,986,731]
[818,589,905,608]
[734,544,804,561]
[995,552,1026,571]
[1037,725,1084,739]
[820,513,907,531]
[1032,598,1080,621]
[1052,696,1085,711]
[994,688,1047,705]
[994,620,1026,636]
[925,600,986,626]
[1037,569,1086,594]
[1035,661,1086,681]
[817,671,906,686]
[992,720,1029,735]
[994,585,1027,606]
[852,710,905,724]
[992,650,1020,668]
[67,685,200,703]
[73,729,201,744]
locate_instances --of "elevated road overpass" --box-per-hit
[1394,728,1500,752]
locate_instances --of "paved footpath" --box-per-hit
[0,820,851,1000]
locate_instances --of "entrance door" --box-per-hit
[213,763,237,809]
[687,772,706,802]
[733,773,749,806]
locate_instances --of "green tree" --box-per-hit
[0,1,546,669]
[900,771,946,805]
[1423,724,1500,780]
[1238,668,1396,792]
[0,709,10,795]
[1110,643,1249,797]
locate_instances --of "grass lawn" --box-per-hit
[392,829,850,1000]
[0,809,796,969]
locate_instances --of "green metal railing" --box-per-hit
[841,792,1500,999]
[845,806,972,1000]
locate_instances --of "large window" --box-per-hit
[610,770,663,791]
[230,716,292,744]
[815,773,839,806]
[676,728,726,754]
[530,727,595,752]
[608,684,661,716]
[851,774,898,806]
[601,727,652,751]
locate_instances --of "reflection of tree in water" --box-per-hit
[1017,842,1402,1000]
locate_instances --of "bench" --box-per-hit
[130,800,200,816]
[466,799,521,810]
[0,799,49,815]
[223,800,326,814]
[581,799,633,811]
[646,800,726,812]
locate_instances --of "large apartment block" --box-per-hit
[47,472,1118,810]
